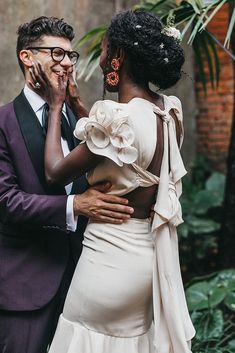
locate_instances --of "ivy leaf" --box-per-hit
[210,269,235,292]
[186,281,226,310]
[191,309,224,340]
[228,339,235,350]
[224,292,235,312]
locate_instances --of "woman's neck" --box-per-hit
[118,72,162,106]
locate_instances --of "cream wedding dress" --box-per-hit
[49,95,195,353]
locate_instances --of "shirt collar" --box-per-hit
[23,84,67,114]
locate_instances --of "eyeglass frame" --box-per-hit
[26,46,80,65]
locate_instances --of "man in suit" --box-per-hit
[0,16,133,353]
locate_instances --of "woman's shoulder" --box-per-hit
[91,99,127,111]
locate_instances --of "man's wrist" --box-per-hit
[73,194,83,217]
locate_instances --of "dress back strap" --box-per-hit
[131,97,195,351]
[147,111,164,178]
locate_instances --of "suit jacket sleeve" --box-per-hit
[0,128,68,230]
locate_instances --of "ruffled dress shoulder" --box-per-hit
[74,100,138,166]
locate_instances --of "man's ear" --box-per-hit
[19,49,34,69]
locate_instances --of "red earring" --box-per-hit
[111,58,120,71]
[106,58,120,86]
[106,72,119,86]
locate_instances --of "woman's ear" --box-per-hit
[19,49,34,69]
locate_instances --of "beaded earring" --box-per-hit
[106,58,120,86]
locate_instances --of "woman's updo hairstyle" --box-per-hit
[107,10,185,90]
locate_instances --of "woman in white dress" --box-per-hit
[32,10,195,353]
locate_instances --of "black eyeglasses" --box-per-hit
[27,47,80,65]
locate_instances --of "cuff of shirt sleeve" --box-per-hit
[66,195,78,232]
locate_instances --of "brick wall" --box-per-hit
[196,4,234,172]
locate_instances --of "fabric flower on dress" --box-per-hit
[74,100,138,166]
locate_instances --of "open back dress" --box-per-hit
[48,95,195,353]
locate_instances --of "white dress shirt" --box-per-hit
[24,85,78,231]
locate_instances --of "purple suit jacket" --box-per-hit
[0,91,87,311]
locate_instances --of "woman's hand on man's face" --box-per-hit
[28,61,68,109]
[66,68,81,106]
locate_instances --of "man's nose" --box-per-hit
[60,54,73,67]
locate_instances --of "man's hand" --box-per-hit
[73,182,134,224]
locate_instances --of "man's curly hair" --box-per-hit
[107,10,185,90]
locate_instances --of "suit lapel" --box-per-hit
[13,91,65,195]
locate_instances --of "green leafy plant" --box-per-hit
[74,25,107,81]
[186,269,235,352]
[178,156,225,278]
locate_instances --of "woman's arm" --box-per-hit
[29,63,88,120]
[29,63,103,186]
[45,104,103,186]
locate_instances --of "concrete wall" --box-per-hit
[0,0,114,105]
[0,0,196,169]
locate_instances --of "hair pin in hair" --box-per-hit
[159,43,164,49]
[164,57,169,63]
[135,25,142,29]
[161,14,182,42]
[133,42,139,46]
[161,26,181,42]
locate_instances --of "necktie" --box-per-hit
[42,103,75,151]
